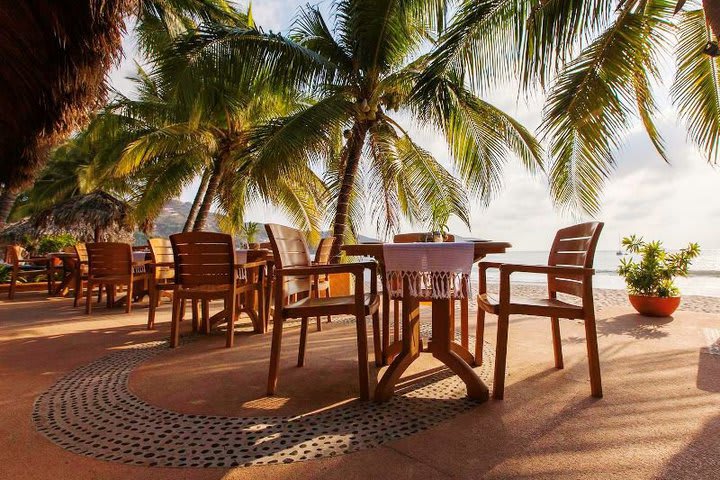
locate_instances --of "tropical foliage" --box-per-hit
[618,235,701,297]
[429,0,720,214]
[163,0,543,257]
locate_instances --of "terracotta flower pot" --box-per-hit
[628,295,681,317]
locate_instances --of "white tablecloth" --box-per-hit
[383,242,474,299]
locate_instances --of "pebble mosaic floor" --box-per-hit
[33,320,494,468]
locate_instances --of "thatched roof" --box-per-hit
[0,191,134,243]
[0,0,133,191]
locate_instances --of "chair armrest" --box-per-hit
[500,264,594,277]
[478,262,504,293]
[276,261,376,277]
[237,260,266,269]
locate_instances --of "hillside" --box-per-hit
[147,199,379,244]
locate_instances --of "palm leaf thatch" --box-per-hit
[0,1,133,191]
[36,191,134,241]
[0,191,134,243]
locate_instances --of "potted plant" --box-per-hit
[428,206,450,243]
[240,222,262,249]
[617,235,700,317]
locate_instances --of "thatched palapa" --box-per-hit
[0,0,133,191]
[0,191,134,244]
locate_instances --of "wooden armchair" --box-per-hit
[147,238,176,329]
[6,245,52,299]
[477,222,604,400]
[265,224,381,400]
[169,232,239,348]
[311,236,335,330]
[85,242,148,314]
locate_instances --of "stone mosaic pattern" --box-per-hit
[33,322,493,468]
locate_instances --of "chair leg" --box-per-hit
[326,285,332,323]
[298,317,309,367]
[475,308,485,366]
[551,317,564,369]
[191,299,199,332]
[267,313,284,395]
[85,280,93,315]
[226,292,236,348]
[148,287,156,330]
[202,300,210,334]
[584,313,603,398]
[316,316,322,332]
[126,281,133,314]
[355,312,370,401]
[372,310,382,367]
[493,312,510,400]
[97,284,103,304]
[8,270,16,300]
[170,295,182,348]
[74,274,82,307]
[461,298,469,349]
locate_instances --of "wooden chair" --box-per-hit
[311,236,335,330]
[387,233,469,357]
[265,224,381,400]
[169,232,239,348]
[147,238,176,329]
[85,242,148,314]
[6,245,52,299]
[72,243,93,307]
[477,222,604,400]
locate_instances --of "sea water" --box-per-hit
[480,249,720,297]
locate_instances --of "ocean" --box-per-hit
[480,249,720,297]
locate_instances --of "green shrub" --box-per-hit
[35,234,77,255]
[617,235,700,298]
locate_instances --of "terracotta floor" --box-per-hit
[1,291,719,479]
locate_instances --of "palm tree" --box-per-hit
[104,53,327,235]
[429,0,720,214]
[166,1,543,259]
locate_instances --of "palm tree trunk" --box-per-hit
[705,0,720,41]
[183,169,211,232]
[193,159,222,232]
[0,188,18,227]
[330,121,369,262]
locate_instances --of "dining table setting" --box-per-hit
[342,239,511,402]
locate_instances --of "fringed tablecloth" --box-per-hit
[383,242,474,299]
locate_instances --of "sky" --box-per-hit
[109,0,720,251]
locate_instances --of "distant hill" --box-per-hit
[144,199,380,245]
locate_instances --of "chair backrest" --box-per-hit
[314,237,335,265]
[547,222,604,297]
[75,243,89,262]
[6,245,22,267]
[265,224,312,297]
[86,242,132,277]
[393,232,455,243]
[148,238,173,264]
[170,232,235,287]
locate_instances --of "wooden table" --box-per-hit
[342,241,511,402]
[235,250,270,333]
[47,252,79,296]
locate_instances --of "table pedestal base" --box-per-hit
[374,295,489,403]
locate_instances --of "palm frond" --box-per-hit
[672,7,720,163]
[541,0,674,214]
